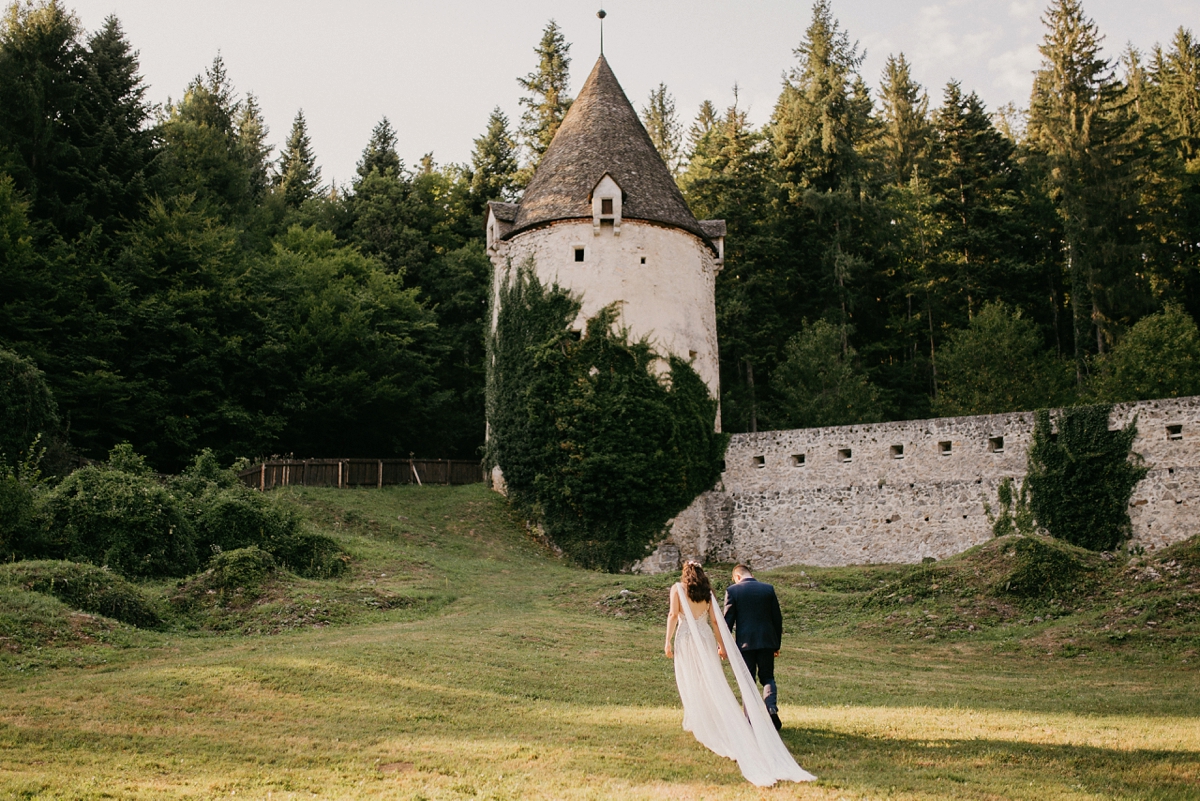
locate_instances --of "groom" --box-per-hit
[723,564,784,731]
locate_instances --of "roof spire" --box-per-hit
[597,9,606,55]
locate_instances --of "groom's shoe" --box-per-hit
[770,712,782,731]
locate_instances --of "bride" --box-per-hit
[664,561,816,787]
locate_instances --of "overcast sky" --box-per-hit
[63,0,1197,185]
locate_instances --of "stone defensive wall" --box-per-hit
[636,396,1200,573]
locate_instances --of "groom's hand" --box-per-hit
[774,650,780,657]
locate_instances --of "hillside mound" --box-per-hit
[0,560,163,628]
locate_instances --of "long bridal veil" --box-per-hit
[673,584,816,786]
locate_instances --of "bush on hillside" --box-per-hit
[0,471,35,560]
[0,560,163,628]
[170,547,280,613]
[172,449,345,578]
[991,535,1096,599]
[41,446,198,579]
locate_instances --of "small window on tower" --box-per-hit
[640,256,646,264]
[601,198,613,215]
[574,247,585,262]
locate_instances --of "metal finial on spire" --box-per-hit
[597,9,606,55]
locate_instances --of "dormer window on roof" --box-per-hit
[592,174,622,236]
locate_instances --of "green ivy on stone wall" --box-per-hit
[485,260,728,571]
[1025,404,1147,551]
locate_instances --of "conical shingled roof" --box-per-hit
[509,55,715,250]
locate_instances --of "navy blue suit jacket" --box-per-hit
[723,577,783,652]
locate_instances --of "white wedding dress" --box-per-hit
[671,583,817,787]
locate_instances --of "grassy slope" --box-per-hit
[0,485,1195,800]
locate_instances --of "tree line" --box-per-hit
[2,0,1199,474]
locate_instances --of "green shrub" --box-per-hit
[1091,304,1200,402]
[931,302,1075,416]
[269,532,348,579]
[769,319,884,428]
[173,450,341,576]
[0,349,60,469]
[991,535,1095,599]
[1025,405,1147,551]
[0,560,162,628]
[43,456,198,579]
[168,546,282,616]
[0,471,34,559]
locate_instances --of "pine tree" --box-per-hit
[278,109,321,208]
[771,0,868,195]
[931,82,1027,323]
[517,20,572,171]
[156,56,258,219]
[468,107,518,207]
[770,0,877,352]
[641,83,682,175]
[1027,0,1142,381]
[874,53,930,186]
[0,0,91,238]
[79,15,154,237]
[687,100,719,158]
[1140,29,1200,313]
[235,94,271,199]
[357,116,402,180]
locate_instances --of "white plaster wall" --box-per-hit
[490,219,721,409]
[638,396,1200,572]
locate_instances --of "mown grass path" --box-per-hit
[0,486,1197,799]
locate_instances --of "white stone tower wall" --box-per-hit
[491,219,722,410]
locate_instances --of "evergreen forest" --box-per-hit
[2,0,1199,473]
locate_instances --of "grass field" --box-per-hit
[0,484,1197,800]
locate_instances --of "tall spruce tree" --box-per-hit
[931,82,1027,323]
[680,97,778,432]
[468,107,518,208]
[1141,29,1200,314]
[642,82,683,175]
[0,0,91,239]
[357,116,402,180]
[874,53,930,186]
[517,20,572,174]
[278,109,321,208]
[156,56,259,220]
[79,15,154,239]
[1028,0,1142,381]
[235,94,271,200]
[770,0,878,363]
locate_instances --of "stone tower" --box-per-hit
[486,55,726,408]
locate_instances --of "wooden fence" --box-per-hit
[237,458,485,491]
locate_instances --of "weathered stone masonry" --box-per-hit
[636,396,1200,573]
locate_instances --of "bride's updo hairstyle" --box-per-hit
[681,561,713,603]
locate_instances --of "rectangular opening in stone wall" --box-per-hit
[640,256,647,264]
[838,448,852,462]
[790,454,806,467]
[601,197,613,215]
[574,247,585,262]
[939,441,952,456]
[567,329,582,341]
[890,444,904,459]
[989,436,1005,453]
[752,455,765,468]
[1168,424,1183,441]
[688,350,697,360]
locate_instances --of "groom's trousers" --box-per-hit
[738,648,777,713]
